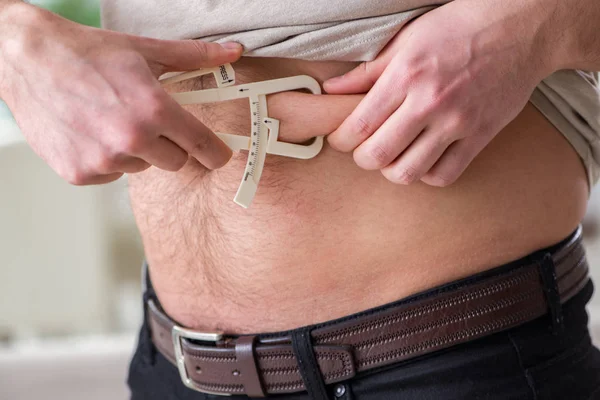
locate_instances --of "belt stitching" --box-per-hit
[317,249,582,345]
[261,352,352,376]
[554,240,580,269]
[556,252,584,280]
[359,306,541,368]
[317,269,537,343]
[558,253,586,282]
[354,287,539,351]
[187,351,352,381]
[559,257,588,294]
[561,264,590,299]
[195,382,244,393]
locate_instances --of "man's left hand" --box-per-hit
[325,0,554,186]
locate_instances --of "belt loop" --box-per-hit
[537,253,565,335]
[235,335,266,398]
[291,327,330,400]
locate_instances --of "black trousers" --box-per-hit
[129,257,600,400]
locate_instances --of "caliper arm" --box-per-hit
[160,64,323,208]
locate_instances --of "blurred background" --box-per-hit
[1,1,143,399]
[0,1,599,399]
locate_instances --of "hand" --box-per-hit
[0,3,242,185]
[324,0,552,187]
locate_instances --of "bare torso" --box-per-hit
[128,57,589,334]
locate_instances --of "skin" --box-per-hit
[325,0,600,186]
[142,67,589,331]
[0,0,598,187]
[0,1,242,185]
[0,0,596,333]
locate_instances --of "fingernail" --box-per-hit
[221,42,243,51]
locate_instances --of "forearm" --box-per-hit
[544,0,600,71]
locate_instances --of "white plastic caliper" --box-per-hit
[160,64,323,208]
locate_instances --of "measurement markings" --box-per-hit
[247,99,262,178]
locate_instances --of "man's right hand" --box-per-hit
[0,2,242,185]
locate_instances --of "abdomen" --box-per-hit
[128,57,589,333]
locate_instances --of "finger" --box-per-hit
[327,72,407,152]
[140,136,190,172]
[134,37,243,75]
[421,136,489,187]
[380,128,453,185]
[323,61,386,94]
[112,155,152,174]
[70,173,125,186]
[164,100,233,169]
[352,95,426,170]
[323,42,398,94]
[267,92,363,143]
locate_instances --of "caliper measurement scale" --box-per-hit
[246,98,264,193]
[161,64,323,208]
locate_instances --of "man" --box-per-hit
[1,0,600,398]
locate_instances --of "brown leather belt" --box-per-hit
[147,227,589,397]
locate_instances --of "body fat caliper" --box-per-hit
[160,64,324,208]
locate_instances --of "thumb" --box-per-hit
[323,60,387,95]
[134,37,243,76]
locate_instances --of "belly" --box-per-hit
[128,57,589,333]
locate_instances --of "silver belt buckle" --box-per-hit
[171,326,230,396]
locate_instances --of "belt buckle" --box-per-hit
[171,326,230,396]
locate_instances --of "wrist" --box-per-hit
[0,1,44,97]
[462,0,561,83]
[535,0,571,73]
[537,0,598,72]
[511,0,562,80]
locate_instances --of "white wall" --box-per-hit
[0,118,144,340]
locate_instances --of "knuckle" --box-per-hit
[403,62,426,84]
[354,117,375,141]
[92,153,115,174]
[121,134,145,154]
[425,86,451,113]
[425,170,458,187]
[412,100,438,122]
[116,125,148,154]
[363,144,391,169]
[446,113,469,135]
[190,40,209,60]
[435,130,458,149]
[192,133,213,154]
[115,50,148,73]
[384,164,422,185]
[142,90,169,121]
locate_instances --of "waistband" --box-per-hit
[143,226,589,397]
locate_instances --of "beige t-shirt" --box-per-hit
[101,0,600,188]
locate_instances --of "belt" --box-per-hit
[146,227,589,397]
